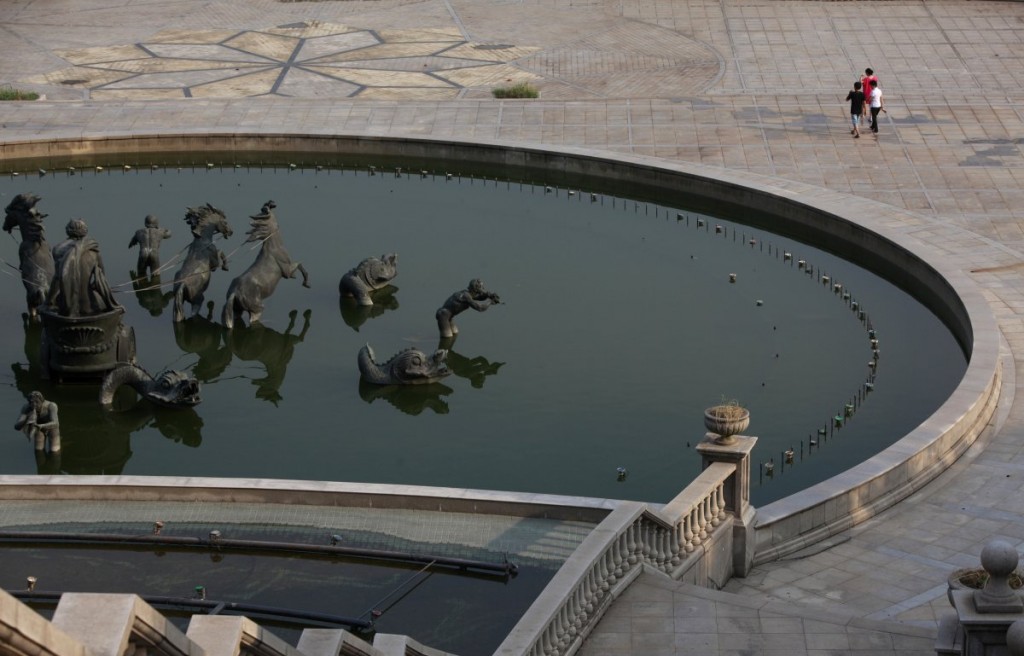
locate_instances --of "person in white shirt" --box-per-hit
[868,80,886,134]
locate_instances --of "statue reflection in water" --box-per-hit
[103,391,204,450]
[338,285,399,332]
[358,379,453,415]
[174,306,309,404]
[173,304,232,383]
[438,336,505,389]
[68,395,203,475]
[130,272,175,317]
[12,316,44,390]
[226,309,311,405]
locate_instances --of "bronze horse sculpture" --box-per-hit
[172,203,232,322]
[3,193,55,320]
[222,200,309,329]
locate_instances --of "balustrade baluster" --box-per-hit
[572,585,587,634]
[573,584,585,631]
[649,524,663,569]
[683,510,695,552]
[626,522,640,565]
[669,520,683,566]
[697,500,708,541]
[583,569,598,615]
[540,623,556,656]
[612,533,626,578]
[641,520,653,563]
[598,548,613,591]
[555,606,570,653]
[708,487,722,527]
[564,593,576,640]
[658,525,671,570]
[647,523,658,567]
[716,483,728,521]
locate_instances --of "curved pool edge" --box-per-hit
[0,132,1003,567]
[0,474,619,523]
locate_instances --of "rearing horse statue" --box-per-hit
[172,203,232,323]
[222,200,309,329]
[3,193,55,320]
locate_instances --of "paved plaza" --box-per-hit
[2,0,1024,654]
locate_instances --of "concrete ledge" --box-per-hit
[0,589,88,656]
[187,615,302,656]
[753,346,1000,564]
[373,633,457,656]
[297,629,385,656]
[53,593,201,656]
[0,476,617,523]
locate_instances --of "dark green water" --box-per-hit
[0,166,966,505]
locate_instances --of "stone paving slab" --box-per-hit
[579,569,936,656]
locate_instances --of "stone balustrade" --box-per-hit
[495,460,738,656]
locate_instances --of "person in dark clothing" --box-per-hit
[846,80,866,138]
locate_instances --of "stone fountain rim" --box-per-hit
[0,132,1001,562]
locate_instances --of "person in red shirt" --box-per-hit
[861,68,878,114]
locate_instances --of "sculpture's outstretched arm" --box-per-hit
[13,408,32,431]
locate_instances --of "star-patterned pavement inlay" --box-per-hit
[21,21,543,100]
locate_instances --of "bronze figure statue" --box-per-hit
[436,278,501,339]
[47,218,120,317]
[128,214,171,278]
[14,391,61,453]
[39,219,135,380]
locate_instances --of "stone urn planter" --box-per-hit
[704,403,750,445]
[947,567,1024,606]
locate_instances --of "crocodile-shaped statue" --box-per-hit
[357,343,450,385]
[339,253,398,306]
[99,363,201,408]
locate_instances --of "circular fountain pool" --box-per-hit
[0,162,966,505]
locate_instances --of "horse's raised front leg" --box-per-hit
[218,250,229,272]
[296,263,310,288]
